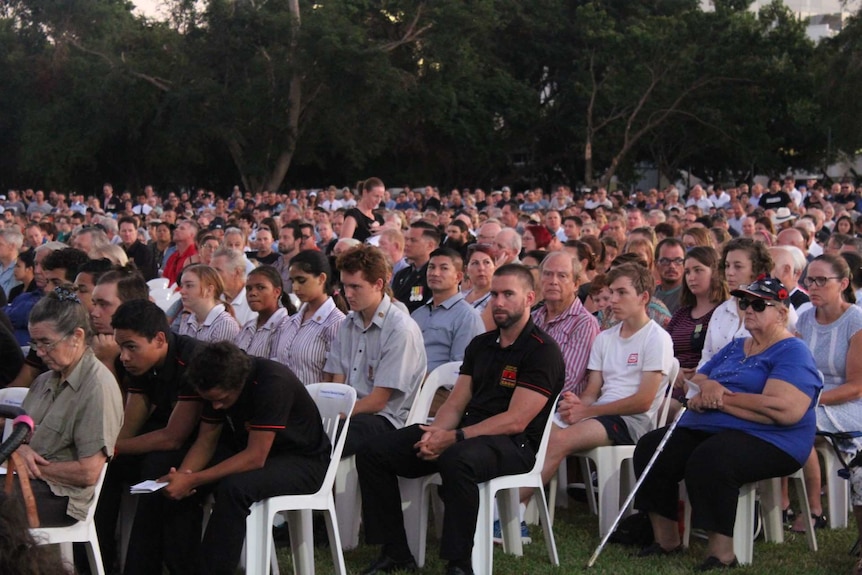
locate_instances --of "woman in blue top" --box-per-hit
[632,276,821,571]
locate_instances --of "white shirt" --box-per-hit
[230,288,258,328]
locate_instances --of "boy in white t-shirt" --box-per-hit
[535,262,673,489]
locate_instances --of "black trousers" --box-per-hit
[341,413,395,458]
[633,427,800,537]
[123,450,202,575]
[357,424,535,563]
[19,479,75,527]
[197,451,328,575]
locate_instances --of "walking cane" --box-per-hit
[586,404,688,568]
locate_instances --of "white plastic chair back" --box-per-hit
[150,288,181,312]
[147,278,170,291]
[406,361,461,426]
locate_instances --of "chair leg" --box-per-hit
[819,445,850,529]
[791,472,819,552]
[87,533,107,575]
[245,503,268,575]
[334,455,362,550]
[760,478,785,544]
[472,485,495,575]
[498,489,522,556]
[531,486,559,566]
[324,503,348,575]
[399,477,426,567]
[580,457,598,516]
[594,452,622,537]
[733,484,756,565]
[286,509,315,575]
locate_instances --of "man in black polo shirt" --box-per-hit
[391,221,439,313]
[356,264,565,575]
[160,341,330,575]
[96,300,204,574]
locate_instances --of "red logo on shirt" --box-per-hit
[627,353,639,365]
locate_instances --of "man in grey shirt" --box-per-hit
[324,245,427,456]
[411,248,484,374]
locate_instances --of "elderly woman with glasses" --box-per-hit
[20,287,123,526]
[632,277,821,570]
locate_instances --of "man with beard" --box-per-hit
[654,238,686,314]
[443,220,472,261]
[356,264,564,575]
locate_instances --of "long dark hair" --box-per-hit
[290,250,348,312]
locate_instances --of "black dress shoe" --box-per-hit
[695,555,739,571]
[445,565,474,575]
[360,554,418,575]
[636,541,683,557]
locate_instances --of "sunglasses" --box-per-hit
[738,298,777,312]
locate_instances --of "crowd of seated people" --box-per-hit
[1,177,862,573]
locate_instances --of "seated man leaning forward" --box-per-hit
[160,341,331,575]
[534,262,673,500]
[323,244,427,456]
[17,287,123,527]
[356,264,564,575]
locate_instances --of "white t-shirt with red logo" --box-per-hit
[588,319,673,440]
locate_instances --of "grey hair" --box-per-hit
[212,246,247,276]
[91,243,129,266]
[73,227,110,250]
[29,287,93,343]
[540,250,582,281]
[35,241,67,256]
[0,230,24,251]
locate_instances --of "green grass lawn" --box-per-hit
[276,498,860,575]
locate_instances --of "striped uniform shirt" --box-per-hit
[178,303,241,343]
[236,307,289,358]
[271,298,346,385]
[532,297,600,396]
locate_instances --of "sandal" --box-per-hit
[790,512,827,533]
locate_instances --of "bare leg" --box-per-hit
[519,419,612,504]
[792,448,823,531]
[648,513,680,550]
[705,532,736,564]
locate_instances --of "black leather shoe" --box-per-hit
[636,541,683,557]
[445,565,474,575]
[695,555,739,571]
[360,554,418,575]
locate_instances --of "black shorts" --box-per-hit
[595,414,634,445]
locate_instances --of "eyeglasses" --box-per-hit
[738,298,777,312]
[28,334,70,352]
[658,257,685,267]
[802,276,841,288]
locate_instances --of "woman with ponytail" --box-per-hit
[177,264,241,342]
[339,178,386,243]
[235,265,291,358]
[271,250,346,384]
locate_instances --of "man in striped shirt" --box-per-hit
[531,251,600,397]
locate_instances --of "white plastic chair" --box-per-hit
[150,287,181,312]
[682,468,817,565]
[403,395,561,573]
[147,278,170,291]
[31,463,110,575]
[245,383,357,575]
[815,441,850,529]
[0,387,29,441]
[335,362,461,552]
[548,358,679,535]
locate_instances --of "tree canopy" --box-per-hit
[0,0,858,194]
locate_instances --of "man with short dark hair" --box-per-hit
[411,248,484,373]
[119,216,157,279]
[97,300,206,574]
[41,247,90,291]
[392,221,439,313]
[159,341,331,575]
[357,264,564,575]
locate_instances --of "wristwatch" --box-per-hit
[455,428,465,442]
